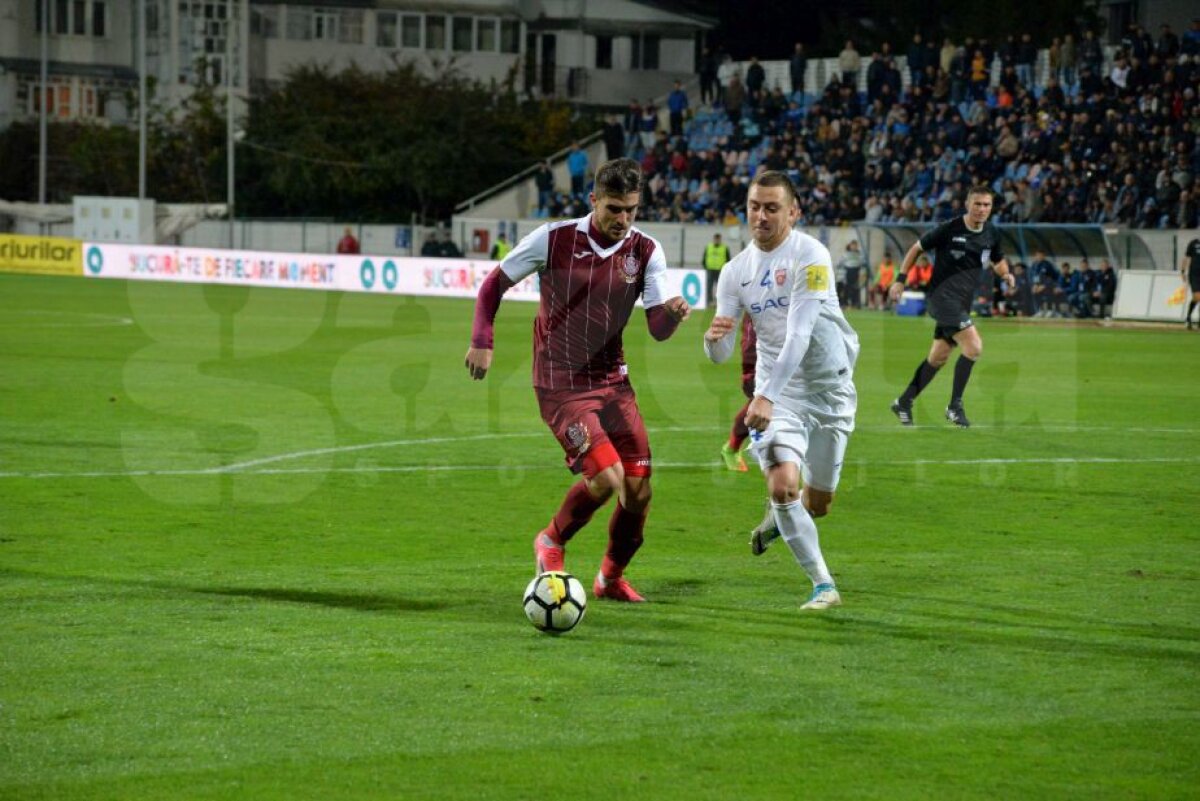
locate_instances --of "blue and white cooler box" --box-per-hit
[896,290,926,316]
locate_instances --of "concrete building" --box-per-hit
[0,0,714,130]
[248,0,714,105]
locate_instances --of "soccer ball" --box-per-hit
[523,571,587,634]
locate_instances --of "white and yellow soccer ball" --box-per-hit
[523,571,587,634]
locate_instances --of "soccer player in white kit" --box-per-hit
[703,171,860,610]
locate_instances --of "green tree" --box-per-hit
[1,61,592,220]
[236,60,594,222]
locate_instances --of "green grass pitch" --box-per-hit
[1,273,1197,800]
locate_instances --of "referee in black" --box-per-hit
[888,185,1015,428]
[1183,236,1200,330]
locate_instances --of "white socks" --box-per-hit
[772,498,833,587]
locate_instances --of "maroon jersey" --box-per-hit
[499,216,673,390]
[740,314,757,379]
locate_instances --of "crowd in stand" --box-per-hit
[543,21,1199,231]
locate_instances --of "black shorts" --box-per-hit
[1189,271,1200,293]
[933,316,974,344]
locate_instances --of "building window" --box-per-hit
[80,85,98,117]
[500,20,520,54]
[425,15,445,50]
[313,10,338,41]
[476,18,496,52]
[37,0,106,36]
[178,1,240,87]
[250,7,277,38]
[286,7,348,41]
[377,11,397,47]
[55,85,70,117]
[400,14,421,48]
[452,16,472,52]
[72,0,86,34]
[595,35,612,69]
[338,10,363,44]
[146,2,161,35]
[207,55,224,85]
[29,79,101,120]
[631,33,660,70]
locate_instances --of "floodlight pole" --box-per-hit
[138,0,146,200]
[226,7,235,249]
[38,0,49,217]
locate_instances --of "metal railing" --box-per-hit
[454,74,702,215]
[454,129,605,214]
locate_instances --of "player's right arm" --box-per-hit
[891,241,923,301]
[704,260,744,363]
[466,225,550,380]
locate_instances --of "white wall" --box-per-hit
[659,38,693,73]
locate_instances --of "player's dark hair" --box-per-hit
[749,170,798,205]
[594,158,643,197]
[967,184,994,199]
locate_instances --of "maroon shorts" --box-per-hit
[534,382,652,478]
[741,372,755,400]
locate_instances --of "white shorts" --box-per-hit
[748,384,856,493]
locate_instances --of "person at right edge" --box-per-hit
[888,186,1014,428]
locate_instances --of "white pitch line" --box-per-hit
[0,310,134,328]
[2,424,1198,480]
[191,422,1200,474]
[213,425,715,473]
[215,431,545,473]
[1,455,1198,480]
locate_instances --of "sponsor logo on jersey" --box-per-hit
[621,254,640,283]
[750,296,789,313]
[951,249,965,260]
[806,264,830,291]
[775,268,788,286]
[952,236,968,243]
[566,422,591,453]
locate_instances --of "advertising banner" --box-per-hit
[0,234,82,276]
[1113,270,1187,322]
[82,243,708,308]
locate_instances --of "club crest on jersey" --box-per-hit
[566,422,591,453]
[621,254,640,283]
[774,268,787,286]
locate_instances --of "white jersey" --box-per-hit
[705,230,859,405]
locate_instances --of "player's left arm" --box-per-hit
[745,259,828,432]
[991,256,1016,290]
[642,240,690,340]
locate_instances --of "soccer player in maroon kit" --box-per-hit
[465,158,691,603]
[720,315,757,472]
